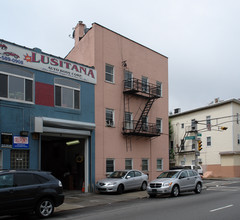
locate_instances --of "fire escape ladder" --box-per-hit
[134,98,156,133]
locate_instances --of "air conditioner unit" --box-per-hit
[106,120,113,127]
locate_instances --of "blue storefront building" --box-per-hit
[0,40,96,192]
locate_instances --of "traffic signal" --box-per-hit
[198,140,202,151]
[221,126,228,130]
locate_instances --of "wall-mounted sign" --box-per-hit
[13,136,29,149]
[0,40,97,84]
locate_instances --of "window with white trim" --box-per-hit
[142,159,149,171]
[157,158,163,170]
[0,71,33,102]
[156,118,162,133]
[124,70,133,88]
[207,136,211,146]
[105,64,114,83]
[125,159,133,170]
[55,78,80,109]
[142,76,148,93]
[156,81,162,97]
[124,112,133,129]
[206,116,211,130]
[106,159,114,173]
[106,108,114,127]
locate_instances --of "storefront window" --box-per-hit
[55,78,80,109]
[10,150,29,169]
[0,72,33,102]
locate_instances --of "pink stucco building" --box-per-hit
[67,21,169,182]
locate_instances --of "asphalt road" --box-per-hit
[1,181,240,220]
[51,181,240,220]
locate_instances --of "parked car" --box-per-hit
[147,169,203,198]
[0,170,64,218]
[182,165,203,175]
[96,170,148,194]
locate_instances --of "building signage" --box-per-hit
[0,41,97,84]
[13,136,29,149]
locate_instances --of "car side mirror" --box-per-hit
[126,176,131,179]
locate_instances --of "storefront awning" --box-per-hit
[34,117,95,136]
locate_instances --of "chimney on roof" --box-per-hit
[73,21,86,46]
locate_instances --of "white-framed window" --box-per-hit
[156,118,162,133]
[106,108,114,127]
[181,123,184,129]
[156,81,162,97]
[124,70,133,88]
[238,134,240,144]
[206,116,211,130]
[0,71,33,103]
[125,159,133,170]
[55,78,80,109]
[10,150,29,169]
[207,136,211,146]
[142,159,149,171]
[142,116,148,131]
[106,158,114,173]
[105,64,114,83]
[181,161,185,165]
[157,158,163,171]
[0,150,2,169]
[142,76,148,93]
[124,112,133,129]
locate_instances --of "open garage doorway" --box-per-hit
[41,135,85,190]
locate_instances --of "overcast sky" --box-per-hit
[1,0,240,113]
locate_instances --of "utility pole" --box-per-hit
[192,120,199,172]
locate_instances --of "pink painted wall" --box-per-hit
[67,22,169,181]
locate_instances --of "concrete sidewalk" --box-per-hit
[55,190,148,212]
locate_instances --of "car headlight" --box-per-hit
[107,182,117,186]
[163,182,173,187]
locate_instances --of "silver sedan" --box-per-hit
[96,170,148,194]
[147,169,203,197]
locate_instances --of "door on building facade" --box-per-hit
[41,136,85,190]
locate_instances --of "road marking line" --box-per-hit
[210,204,233,212]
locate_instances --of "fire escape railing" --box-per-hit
[122,78,161,137]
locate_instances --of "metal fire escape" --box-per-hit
[122,78,161,137]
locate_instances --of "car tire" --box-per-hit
[141,181,147,191]
[195,182,202,194]
[171,185,179,197]
[117,184,124,194]
[35,198,54,218]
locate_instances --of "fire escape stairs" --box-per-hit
[134,97,156,133]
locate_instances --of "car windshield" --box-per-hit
[157,171,179,179]
[109,171,127,178]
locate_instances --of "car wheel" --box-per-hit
[35,198,54,218]
[141,181,147,191]
[117,184,124,194]
[195,182,202,194]
[171,185,179,197]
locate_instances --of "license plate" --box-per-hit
[152,189,157,192]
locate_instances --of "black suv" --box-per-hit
[0,170,64,218]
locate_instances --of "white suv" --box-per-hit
[182,165,203,175]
